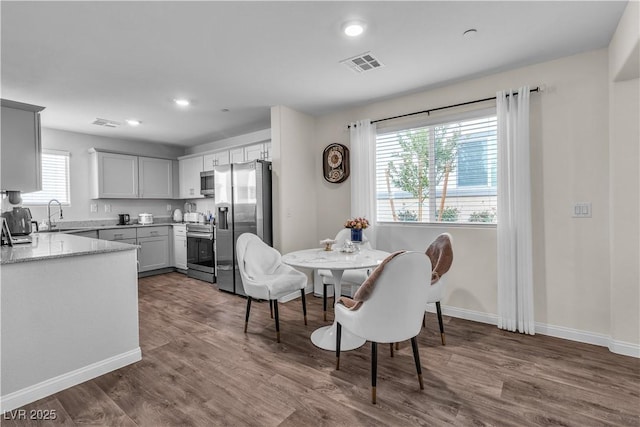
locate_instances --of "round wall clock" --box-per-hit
[323,143,350,183]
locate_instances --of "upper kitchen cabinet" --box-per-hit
[178,155,204,199]
[244,142,271,161]
[1,99,45,193]
[229,147,245,163]
[203,151,229,171]
[89,149,173,199]
[139,156,173,198]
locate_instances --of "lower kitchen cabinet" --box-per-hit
[98,226,170,273]
[173,224,187,270]
[136,226,170,272]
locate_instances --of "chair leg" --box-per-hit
[436,301,445,345]
[269,300,273,319]
[410,337,424,390]
[323,283,329,321]
[389,343,394,357]
[395,342,400,351]
[273,299,280,343]
[422,312,426,328]
[335,322,342,370]
[300,289,307,325]
[244,297,252,333]
[371,342,378,404]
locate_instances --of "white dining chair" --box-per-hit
[334,251,432,404]
[236,232,308,343]
[317,228,372,321]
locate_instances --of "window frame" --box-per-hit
[375,107,497,227]
[21,149,71,206]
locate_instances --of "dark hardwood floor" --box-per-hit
[5,272,639,426]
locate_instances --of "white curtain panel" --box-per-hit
[496,86,535,335]
[349,119,377,248]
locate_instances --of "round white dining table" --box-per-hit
[281,247,390,351]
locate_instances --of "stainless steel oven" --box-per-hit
[186,223,216,283]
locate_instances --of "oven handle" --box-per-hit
[187,232,214,240]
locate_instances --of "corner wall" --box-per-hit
[312,49,638,354]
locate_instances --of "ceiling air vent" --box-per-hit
[340,52,384,74]
[91,118,121,128]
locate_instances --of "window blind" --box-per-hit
[376,112,497,224]
[22,150,70,205]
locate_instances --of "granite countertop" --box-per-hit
[1,232,138,265]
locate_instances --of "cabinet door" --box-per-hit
[138,236,170,272]
[1,101,44,192]
[139,157,173,198]
[93,152,139,198]
[243,144,263,161]
[174,235,187,269]
[178,156,204,199]
[203,151,229,170]
[229,148,245,163]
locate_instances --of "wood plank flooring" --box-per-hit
[5,272,639,426]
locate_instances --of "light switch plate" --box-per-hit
[167,204,172,212]
[104,204,111,213]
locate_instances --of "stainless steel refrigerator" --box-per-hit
[214,160,272,295]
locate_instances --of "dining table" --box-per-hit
[281,247,390,351]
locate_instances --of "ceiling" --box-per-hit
[1,1,627,148]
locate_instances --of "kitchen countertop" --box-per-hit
[1,232,137,265]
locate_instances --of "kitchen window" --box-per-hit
[376,109,497,224]
[22,149,70,205]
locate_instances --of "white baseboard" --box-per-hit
[429,305,639,359]
[1,348,142,414]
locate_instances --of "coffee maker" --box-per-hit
[118,214,130,225]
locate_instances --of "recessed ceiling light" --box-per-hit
[463,28,478,37]
[126,119,141,126]
[174,98,190,107]
[343,21,365,37]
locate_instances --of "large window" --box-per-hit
[376,110,497,224]
[22,150,70,205]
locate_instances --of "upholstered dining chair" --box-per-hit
[424,232,454,345]
[334,251,432,404]
[317,228,372,321]
[236,232,308,343]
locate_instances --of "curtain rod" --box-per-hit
[348,86,540,128]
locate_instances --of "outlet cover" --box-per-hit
[90,203,98,213]
[104,204,111,213]
[167,204,172,212]
[572,202,591,218]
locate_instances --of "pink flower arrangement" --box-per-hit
[344,217,369,230]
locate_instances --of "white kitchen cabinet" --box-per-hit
[90,151,138,199]
[178,155,204,199]
[203,151,229,170]
[89,150,174,199]
[244,142,271,161]
[229,147,245,163]
[138,235,170,272]
[139,156,173,198]
[172,224,187,270]
[1,99,45,192]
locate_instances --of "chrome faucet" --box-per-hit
[47,199,63,230]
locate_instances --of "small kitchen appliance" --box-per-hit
[184,212,200,223]
[200,170,215,197]
[1,207,36,235]
[118,214,130,225]
[173,208,183,222]
[138,213,153,225]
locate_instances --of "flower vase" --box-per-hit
[350,228,363,243]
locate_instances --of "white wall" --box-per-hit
[306,48,638,354]
[270,106,317,254]
[608,1,640,353]
[12,128,185,224]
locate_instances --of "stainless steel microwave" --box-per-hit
[200,170,215,197]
